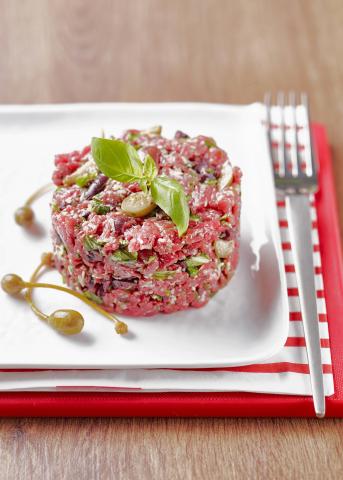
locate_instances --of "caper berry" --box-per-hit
[41,252,54,267]
[1,274,25,295]
[115,321,128,335]
[48,309,84,335]
[121,192,156,217]
[14,205,34,226]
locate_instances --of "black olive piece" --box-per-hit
[84,174,108,200]
[174,130,190,139]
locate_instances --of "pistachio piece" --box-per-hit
[64,159,98,187]
[121,192,156,217]
[214,239,234,258]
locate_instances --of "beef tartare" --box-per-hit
[51,127,242,316]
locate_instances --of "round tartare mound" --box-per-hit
[51,128,242,316]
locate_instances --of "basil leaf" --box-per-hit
[143,154,158,181]
[91,137,144,183]
[150,176,189,236]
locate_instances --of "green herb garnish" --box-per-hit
[75,172,97,188]
[152,270,177,280]
[111,248,138,262]
[150,176,189,236]
[151,294,163,301]
[204,138,217,148]
[83,235,105,251]
[185,254,210,277]
[51,202,60,213]
[91,137,190,235]
[91,198,111,215]
[185,254,210,268]
[142,154,158,184]
[83,291,103,304]
[91,138,145,183]
[146,255,157,264]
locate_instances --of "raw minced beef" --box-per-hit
[51,128,242,316]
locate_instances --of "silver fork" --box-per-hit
[265,92,325,418]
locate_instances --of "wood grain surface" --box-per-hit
[0,0,343,478]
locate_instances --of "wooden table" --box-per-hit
[1,0,342,478]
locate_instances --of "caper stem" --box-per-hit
[23,280,127,331]
[25,183,54,206]
[25,262,48,321]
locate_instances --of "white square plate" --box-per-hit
[0,103,288,369]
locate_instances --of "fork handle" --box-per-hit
[286,194,325,417]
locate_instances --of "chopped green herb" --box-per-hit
[91,198,111,215]
[204,138,217,148]
[186,265,199,277]
[152,270,177,280]
[185,254,210,277]
[205,179,217,185]
[83,235,105,251]
[185,254,210,268]
[190,213,200,221]
[151,294,163,301]
[75,172,97,188]
[111,248,138,262]
[147,255,157,264]
[51,202,60,213]
[83,290,103,304]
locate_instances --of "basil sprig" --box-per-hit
[91,137,189,235]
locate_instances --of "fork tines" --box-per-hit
[264,92,318,194]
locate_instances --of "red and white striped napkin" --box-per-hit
[0,194,334,395]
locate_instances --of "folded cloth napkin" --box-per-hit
[0,194,334,396]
